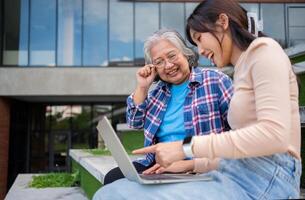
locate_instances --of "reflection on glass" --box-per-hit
[135,3,159,65]
[289,27,305,46]
[19,0,29,65]
[57,0,82,66]
[288,7,305,27]
[72,130,90,149]
[71,105,91,130]
[83,0,108,66]
[261,4,285,47]
[3,0,29,65]
[47,106,71,130]
[288,7,305,46]
[185,3,199,20]
[240,3,259,15]
[109,1,134,66]
[53,130,68,170]
[30,0,56,66]
[161,3,185,38]
[71,105,91,149]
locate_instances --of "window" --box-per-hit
[109,0,134,66]
[185,3,198,20]
[3,0,29,65]
[30,0,56,66]
[240,3,259,15]
[135,3,159,65]
[261,4,286,47]
[161,3,185,38]
[57,0,82,66]
[288,6,305,46]
[83,0,108,66]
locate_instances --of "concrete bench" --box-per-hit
[69,149,141,185]
[5,174,87,200]
[116,123,138,132]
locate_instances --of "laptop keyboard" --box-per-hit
[139,173,196,180]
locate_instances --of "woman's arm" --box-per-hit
[194,42,292,159]
[126,93,148,129]
[126,65,157,129]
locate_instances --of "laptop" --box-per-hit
[97,116,212,184]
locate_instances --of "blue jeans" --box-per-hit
[93,153,301,200]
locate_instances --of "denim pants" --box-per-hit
[93,153,301,200]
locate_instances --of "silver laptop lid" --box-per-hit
[97,116,141,182]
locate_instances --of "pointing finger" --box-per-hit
[132,145,157,155]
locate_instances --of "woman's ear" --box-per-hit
[216,13,229,30]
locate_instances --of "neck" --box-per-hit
[230,44,243,66]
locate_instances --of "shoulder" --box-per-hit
[247,37,285,56]
[245,37,291,74]
[198,67,228,79]
[192,68,232,89]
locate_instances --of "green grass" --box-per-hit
[86,131,144,155]
[29,172,79,188]
[291,55,305,64]
[120,131,144,154]
[72,159,102,199]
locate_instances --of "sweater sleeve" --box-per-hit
[193,41,292,159]
[126,93,148,129]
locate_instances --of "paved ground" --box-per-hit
[5,174,88,200]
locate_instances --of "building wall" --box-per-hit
[0,67,138,97]
[0,98,10,200]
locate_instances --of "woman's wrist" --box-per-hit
[193,158,220,173]
[133,86,149,105]
[189,159,195,171]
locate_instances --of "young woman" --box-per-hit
[94,0,301,199]
[103,29,233,185]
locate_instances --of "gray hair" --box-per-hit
[143,29,198,68]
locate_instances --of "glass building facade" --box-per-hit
[4,0,305,67]
[1,0,305,192]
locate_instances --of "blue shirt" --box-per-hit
[157,80,189,143]
[126,67,233,166]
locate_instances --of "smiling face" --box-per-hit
[190,29,232,68]
[150,39,190,85]
[189,14,234,68]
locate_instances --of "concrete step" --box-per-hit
[5,174,88,200]
[70,149,141,184]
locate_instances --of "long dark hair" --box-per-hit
[186,0,264,51]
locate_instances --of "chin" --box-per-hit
[215,61,225,68]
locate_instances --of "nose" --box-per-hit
[164,59,174,69]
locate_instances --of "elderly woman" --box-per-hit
[102,29,233,185]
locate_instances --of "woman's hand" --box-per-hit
[133,64,157,105]
[136,64,157,89]
[142,160,194,175]
[133,141,185,167]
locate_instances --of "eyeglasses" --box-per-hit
[152,51,179,69]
